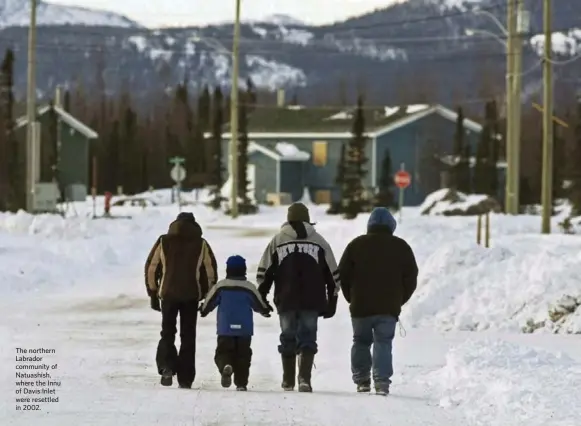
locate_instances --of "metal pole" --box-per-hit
[26,0,37,212]
[512,0,524,214]
[229,0,241,218]
[504,0,516,214]
[540,0,553,234]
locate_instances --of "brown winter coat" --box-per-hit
[144,219,217,302]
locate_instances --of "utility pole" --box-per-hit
[229,0,241,218]
[540,0,553,234]
[504,0,516,214]
[511,0,527,215]
[25,0,38,212]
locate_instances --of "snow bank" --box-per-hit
[427,339,581,426]
[402,235,581,333]
[420,189,500,216]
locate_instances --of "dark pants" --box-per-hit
[214,336,252,387]
[351,315,397,388]
[278,310,319,356]
[155,300,198,386]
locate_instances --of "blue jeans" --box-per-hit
[351,315,397,388]
[278,311,319,356]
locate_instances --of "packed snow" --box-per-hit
[275,142,310,160]
[1,189,581,424]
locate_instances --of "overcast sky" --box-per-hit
[48,0,400,28]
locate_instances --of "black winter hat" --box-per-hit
[287,202,310,223]
[226,255,247,278]
[176,212,196,224]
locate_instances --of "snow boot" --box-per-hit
[236,386,247,391]
[281,355,296,391]
[221,365,233,388]
[178,382,192,389]
[357,381,371,393]
[374,384,389,396]
[297,352,314,393]
[160,368,173,387]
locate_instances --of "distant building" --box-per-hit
[15,104,98,202]
[218,103,502,206]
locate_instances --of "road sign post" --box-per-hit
[169,157,186,212]
[394,164,411,223]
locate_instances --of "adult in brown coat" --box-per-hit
[144,212,217,388]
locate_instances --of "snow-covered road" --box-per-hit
[1,196,581,425]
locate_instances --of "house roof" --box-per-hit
[248,141,310,162]
[217,104,482,139]
[15,105,99,139]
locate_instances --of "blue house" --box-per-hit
[220,104,492,206]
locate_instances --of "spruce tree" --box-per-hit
[327,142,347,215]
[42,101,58,182]
[488,100,500,196]
[121,105,138,193]
[209,86,225,209]
[473,103,492,195]
[197,85,211,132]
[1,49,22,210]
[569,103,581,215]
[375,148,396,209]
[343,96,368,219]
[236,96,255,214]
[552,122,565,204]
[450,107,466,191]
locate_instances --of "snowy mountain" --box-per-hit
[0,0,578,106]
[0,0,139,29]
[256,14,306,27]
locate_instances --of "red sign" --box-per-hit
[394,171,411,189]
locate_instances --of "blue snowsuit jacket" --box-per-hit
[200,278,270,336]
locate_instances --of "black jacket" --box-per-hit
[257,221,340,315]
[339,225,418,318]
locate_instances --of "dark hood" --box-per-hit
[167,219,202,237]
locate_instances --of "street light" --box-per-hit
[191,0,242,219]
[467,4,530,215]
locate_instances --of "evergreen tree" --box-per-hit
[460,143,472,193]
[488,100,500,196]
[451,106,470,192]
[552,122,566,204]
[473,103,493,195]
[63,90,71,112]
[209,86,225,209]
[107,120,121,191]
[121,105,138,193]
[569,103,581,215]
[375,148,396,209]
[342,96,368,219]
[197,85,211,132]
[1,49,22,210]
[327,142,347,214]
[236,96,255,214]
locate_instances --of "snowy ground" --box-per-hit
[1,191,581,425]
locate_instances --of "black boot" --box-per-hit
[160,368,173,387]
[281,355,296,391]
[297,352,314,392]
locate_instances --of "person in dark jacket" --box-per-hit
[200,255,272,391]
[144,212,218,388]
[257,202,340,393]
[338,207,418,396]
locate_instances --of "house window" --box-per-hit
[312,141,327,166]
[314,190,331,204]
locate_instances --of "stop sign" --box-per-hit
[394,170,411,189]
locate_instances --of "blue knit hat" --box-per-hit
[226,255,247,277]
[367,207,397,233]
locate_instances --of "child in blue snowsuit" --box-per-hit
[200,255,273,391]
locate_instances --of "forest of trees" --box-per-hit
[1,46,580,218]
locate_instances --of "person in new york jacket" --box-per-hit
[200,255,272,391]
[257,202,340,393]
[144,212,218,389]
[339,207,418,395]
